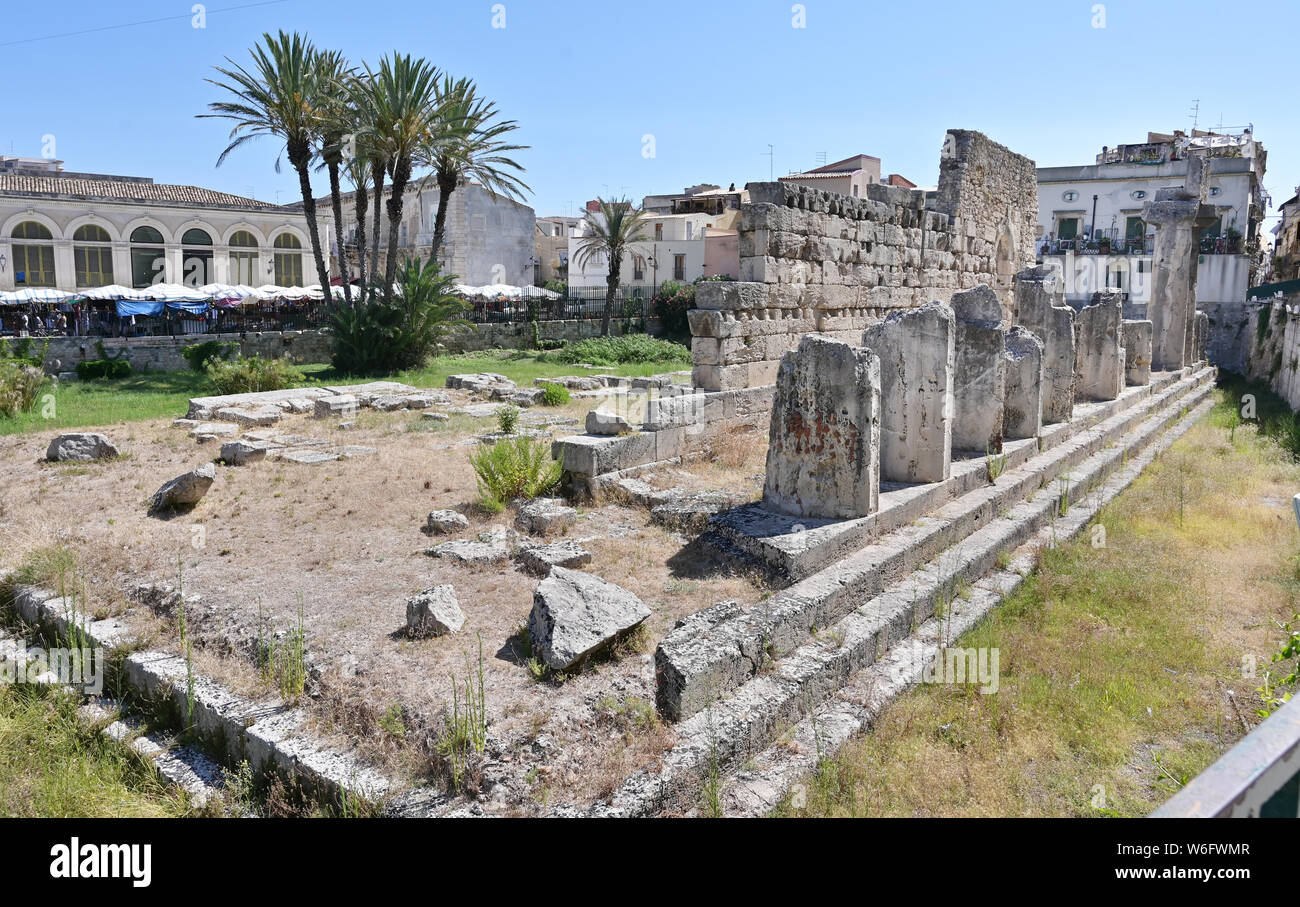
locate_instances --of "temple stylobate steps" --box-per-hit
[589,364,1215,816]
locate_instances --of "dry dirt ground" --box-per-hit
[0,384,771,812]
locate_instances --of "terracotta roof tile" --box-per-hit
[0,173,283,210]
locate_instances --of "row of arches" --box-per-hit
[7,220,305,289]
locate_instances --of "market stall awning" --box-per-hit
[0,288,80,305]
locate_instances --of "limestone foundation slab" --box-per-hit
[1122,320,1153,386]
[950,285,1006,452]
[763,334,881,520]
[1002,326,1044,440]
[1014,266,1075,423]
[861,302,955,484]
[1075,290,1126,402]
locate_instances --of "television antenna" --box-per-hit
[1189,99,1200,130]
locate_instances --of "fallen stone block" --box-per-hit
[651,491,744,533]
[219,440,270,465]
[586,409,630,436]
[149,463,215,513]
[515,540,593,575]
[422,411,450,422]
[46,432,119,462]
[405,585,465,637]
[313,395,358,419]
[371,395,413,412]
[515,498,578,535]
[426,510,470,534]
[528,567,650,671]
[427,528,510,565]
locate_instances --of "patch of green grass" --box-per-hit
[0,685,192,817]
[0,349,676,436]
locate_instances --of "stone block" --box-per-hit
[762,334,880,520]
[950,285,1006,452]
[1075,290,1126,402]
[1014,266,1075,423]
[861,302,955,483]
[1002,326,1044,440]
[1121,320,1153,386]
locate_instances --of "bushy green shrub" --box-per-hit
[539,383,570,406]
[76,359,133,380]
[469,436,561,509]
[330,256,467,375]
[0,337,46,368]
[497,404,520,434]
[204,355,304,394]
[0,360,45,417]
[652,280,695,340]
[182,340,238,372]
[554,334,690,366]
[542,278,567,295]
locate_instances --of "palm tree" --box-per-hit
[364,53,443,295]
[313,48,354,303]
[201,30,331,292]
[417,76,530,267]
[573,198,650,336]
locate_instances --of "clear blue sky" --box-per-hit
[5,0,1297,227]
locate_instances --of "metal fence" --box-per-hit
[1,285,661,339]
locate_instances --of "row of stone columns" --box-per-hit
[762,267,1171,521]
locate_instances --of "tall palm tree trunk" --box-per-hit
[353,180,369,293]
[384,155,413,295]
[602,260,620,337]
[430,171,456,268]
[369,161,385,294]
[326,157,351,304]
[288,139,331,293]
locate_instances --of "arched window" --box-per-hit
[181,228,213,286]
[130,225,166,288]
[228,230,259,285]
[73,224,114,287]
[272,232,303,286]
[11,221,56,287]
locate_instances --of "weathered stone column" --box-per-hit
[763,334,880,519]
[1143,150,1208,371]
[1013,265,1075,423]
[1193,311,1210,364]
[1121,320,1153,386]
[950,285,1006,452]
[1003,326,1044,440]
[1075,289,1126,401]
[861,302,955,484]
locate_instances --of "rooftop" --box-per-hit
[0,171,283,211]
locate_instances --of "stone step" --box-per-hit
[708,366,1194,582]
[658,366,1214,721]
[595,378,1215,815]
